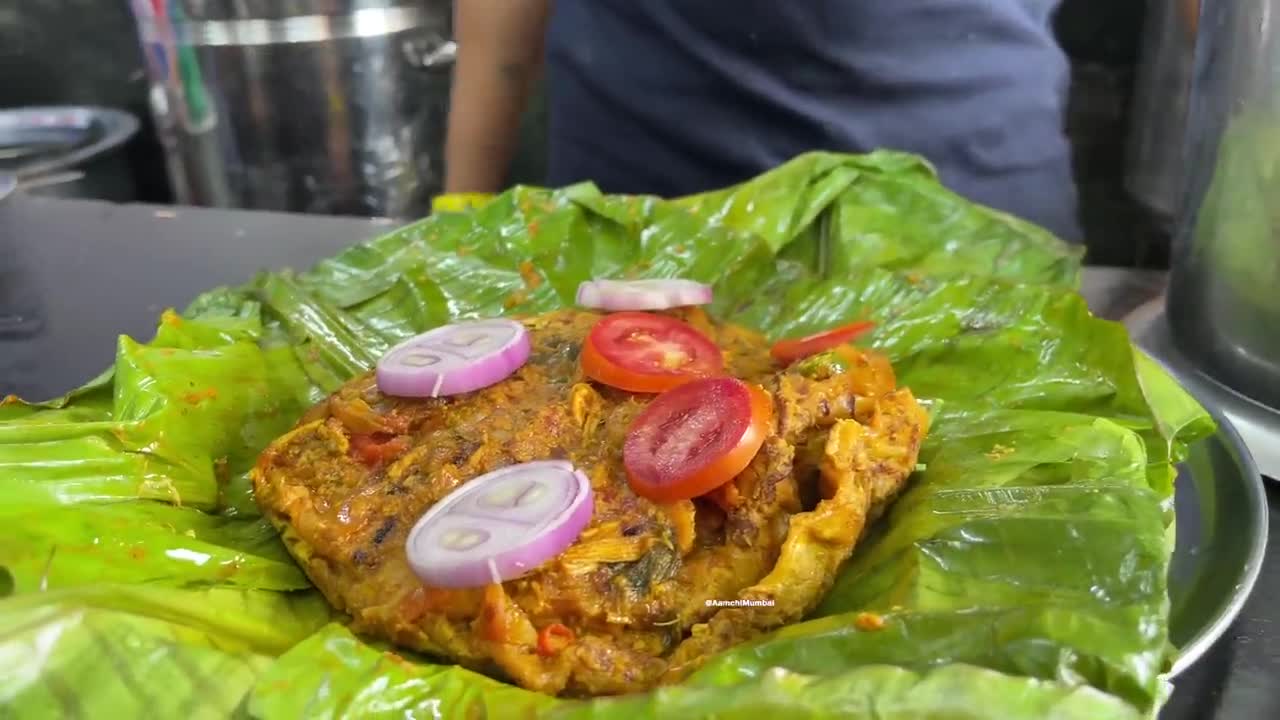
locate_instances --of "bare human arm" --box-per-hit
[444,0,552,194]
[1182,0,1199,37]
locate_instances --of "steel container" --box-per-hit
[129,1,455,217]
[1167,0,1280,409]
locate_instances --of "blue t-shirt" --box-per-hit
[545,0,1080,241]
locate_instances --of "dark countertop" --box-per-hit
[1,196,1276,718]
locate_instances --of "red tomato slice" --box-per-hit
[623,377,773,502]
[770,321,875,364]
[581,312,724,393]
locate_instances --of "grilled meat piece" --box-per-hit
[252,308,928,696]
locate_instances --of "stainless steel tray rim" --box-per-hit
[1161,366,1268,676]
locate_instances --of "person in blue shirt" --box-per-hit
[444,0,1080,241]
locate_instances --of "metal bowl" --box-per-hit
[0,106,139,201]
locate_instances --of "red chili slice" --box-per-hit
[536,623,576,656]
[349,433,410,466]
[623,377,772,502]
[770,321,875,364]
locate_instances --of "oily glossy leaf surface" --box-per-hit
[247,624,558,720]
[0,151,1210,718]
[0,500,308,594]
[249,625,1143,720]
[0,602,274,720]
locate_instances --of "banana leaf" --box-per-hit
[0,151,1212,719]
[247,624,1143,720]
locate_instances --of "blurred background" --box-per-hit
[0,0,1172,266]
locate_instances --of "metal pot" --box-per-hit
[129,1,455,218]
[1167,0,1280,410]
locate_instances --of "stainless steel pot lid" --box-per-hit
[0,106,138,180]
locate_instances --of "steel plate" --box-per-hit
[1159,362,1268,674]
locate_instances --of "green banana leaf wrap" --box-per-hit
[0,152,1214,719]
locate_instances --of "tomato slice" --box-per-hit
[581,312,724,393]
[623,377,773,502]
[770,320,875,364]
